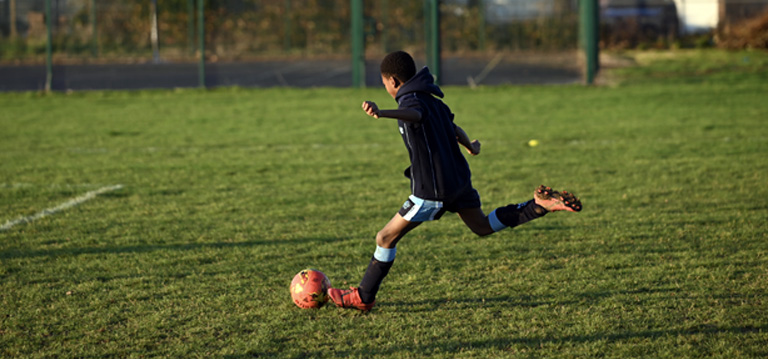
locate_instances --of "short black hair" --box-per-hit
[380,51,416,84]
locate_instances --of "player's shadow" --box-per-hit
[0,236,335,260]
[378,294,576,313]
[398,324,768,357]
[379,286,681,313]
[224,324,768,359]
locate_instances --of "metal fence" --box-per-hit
[1,0,585,91]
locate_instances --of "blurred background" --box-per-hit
[1,0,766,91]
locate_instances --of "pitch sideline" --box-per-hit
[0,184,124,232]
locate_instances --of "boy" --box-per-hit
[328,51,581,311]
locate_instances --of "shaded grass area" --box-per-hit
[1,50,767,358]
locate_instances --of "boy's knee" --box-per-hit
[376,230,397,248]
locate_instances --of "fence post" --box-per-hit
[45,0,52,92]
[284,0,292,52]
[579,0,599,85]
[188,0,195,55]
[426,0,441,85]
[381,0,389,53]
[477,0,485,51]
[197,0,205,88]
[90,0,98,57]
[10,0,17,39]
[351,0,365,88]
[151,0,160,63]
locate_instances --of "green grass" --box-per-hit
[1,49,767,358]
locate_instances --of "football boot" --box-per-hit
[534,185,582,212]
[328,287,375,311]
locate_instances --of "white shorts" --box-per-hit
[398,195,445,222]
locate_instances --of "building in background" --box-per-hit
[674,0,719,33]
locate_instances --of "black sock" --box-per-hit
[493,199,547,228]
[358,257,394,304]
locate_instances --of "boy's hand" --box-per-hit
[362,101,380,119]
[466,140,481,156]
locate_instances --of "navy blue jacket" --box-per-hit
[395,67,472,202]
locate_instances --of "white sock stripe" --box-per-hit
[374,245,397,262]
[488,209,507,232]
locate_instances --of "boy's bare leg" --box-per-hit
[461,185,582,236]
[376,213,422,248]
[456,207,494,236]
[357,214,420,302]
[460,200,545,235]
[329,214,420,310]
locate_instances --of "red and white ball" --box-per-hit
[289,269,331,309]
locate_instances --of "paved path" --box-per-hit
[0,55,581,92]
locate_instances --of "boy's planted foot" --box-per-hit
[534,185,582,212]
[328,287,375,311]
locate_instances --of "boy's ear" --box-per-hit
[384,75,400,89]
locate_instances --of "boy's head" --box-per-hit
[380,51,416,98]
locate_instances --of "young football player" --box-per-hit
[328,51,582,311]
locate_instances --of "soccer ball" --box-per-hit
[290,269,331,309]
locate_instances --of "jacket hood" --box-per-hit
[396,67,444,101]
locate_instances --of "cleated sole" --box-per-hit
[535,185,582,212]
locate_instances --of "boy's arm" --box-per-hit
[362,101,422,122]
[455,124,481,156]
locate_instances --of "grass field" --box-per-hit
[1,50,767,358]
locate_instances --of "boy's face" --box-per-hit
[381,74,399,99]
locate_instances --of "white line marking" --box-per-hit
[468,53,504,88]
[1,184,124,232]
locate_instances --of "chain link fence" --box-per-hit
[1,0,584,91]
